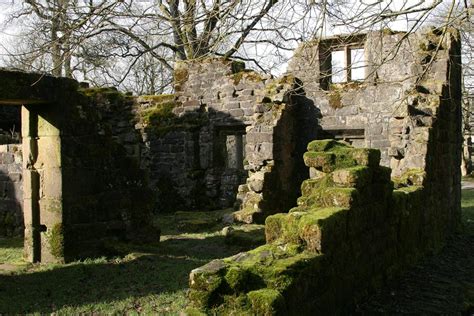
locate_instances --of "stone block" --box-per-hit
[247,289,287,315]
[38,115,60,137]
[189,259,227,306]
[332,166,372,188]
[248,172,265,193]
[303,148,380,172]
[298,207,349,253]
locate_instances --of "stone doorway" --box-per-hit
[0,70,64,263]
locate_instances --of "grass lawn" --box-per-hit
[0,213,263,314]
[461,189,474,234]
[0,189,473,314]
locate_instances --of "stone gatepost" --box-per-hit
[22,105,63,263]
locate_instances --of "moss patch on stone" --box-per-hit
[138,94,175,103]
[79,87,127,104]
[303,147,380,173]
[247,289,286,315]
[307,139,349,152]
[47,223,64,260]
[138,97,207,137]
[232,70,264,85]
[392,168,425,188]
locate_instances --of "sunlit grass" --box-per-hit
[461,189,474,234]
[0,236,23,264]
[0,190,472,314]
[0,212,260,314]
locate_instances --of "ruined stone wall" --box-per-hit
[0,69,158,263]
[187,27,462,314]
[288,28,456,175]
[86,87,142,162]
[133,59,307,214]
[57,88,158,261]
[0,144,22,236]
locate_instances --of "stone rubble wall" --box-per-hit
[188,138,460,314]
[287,28,458,176]
[186,27,462,314]
[233,76,308,223]
[3,72,160,263]
[131,59,308,213]
[0,144,22,236]
[57,87,159,261]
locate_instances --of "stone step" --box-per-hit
[303,147,381,172]
[265,207,349,253]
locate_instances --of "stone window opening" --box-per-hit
[214,125,246,170]
[0,106,21,144]
[225,133,245,170]
[319,37,366,90]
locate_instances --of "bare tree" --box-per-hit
[2,0,470,94]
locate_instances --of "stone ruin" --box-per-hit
[0,26,462,312]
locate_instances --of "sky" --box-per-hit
[0,0,464,81]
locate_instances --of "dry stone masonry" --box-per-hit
[0,25,462,312]
[132,59,308,216]
[186,27,462,314]
[0,70,158,263]
[0,144,22,236]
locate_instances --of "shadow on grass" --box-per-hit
[0,232,246,314]
[0,236,22,249]
[461,189,474,235]
[356,189,474,314]
[0,225,262,314]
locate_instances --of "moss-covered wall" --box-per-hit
[186,27,462,314]
[0,70,158,263]
[133,59,309,213]
[59,88,159,261]
[187,139,460,314]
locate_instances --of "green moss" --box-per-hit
[174,63,189,87]
[225,266,252,292]
[47,223,64,260]
[225,226,266,248]
[265,213,287,243]
[189,260,227,307]
[392,168,425,188]
[298,207,349,252]
[255,251,318,292]
[231,60,246,74]
[247,289,286,315]
[331,166,372,188]
[397,185,424,194]
[181,307,207,316]
[138,97,208,137]
[382,28,395,35]
[300,178,324,196]
[307,139,349,152]
[303,147,380,172]
[232,70,264,85]
[140,101,176,125]
[139,94,175,103]
[328,88,342,109]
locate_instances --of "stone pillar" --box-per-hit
[22,105,64,263]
